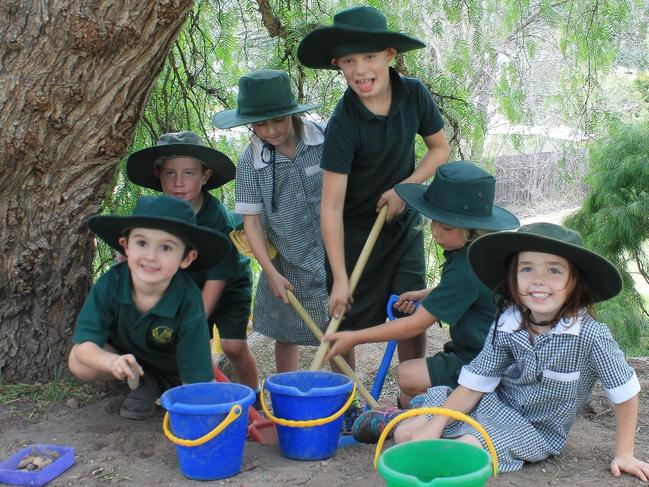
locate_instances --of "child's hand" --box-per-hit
[324,331,357,361]
[110,354,143,382]
[329,279,352,319]
[394,289,430,314]
[610,453,649,481]
[266,269,294,304]
[377,188,405,222]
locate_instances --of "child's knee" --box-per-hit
[220,338,246,358]
[397,361,429,395]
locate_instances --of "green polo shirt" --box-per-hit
[321,67,444,221]
[421,245,496,360]
[73,262,213,384]
[188,192,252,322]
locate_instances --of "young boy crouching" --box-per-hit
[68,195,231,420]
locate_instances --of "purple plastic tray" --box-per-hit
[0,444,74,486]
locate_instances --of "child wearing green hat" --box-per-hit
[298,6,451,371]
[69,195,232,420]
[353,222,649,480]
[125,131,259,394]
[212,69,329,372]
[324,162,519,409]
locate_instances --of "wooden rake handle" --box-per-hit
[310,205,389,371]
[287,290,379,409]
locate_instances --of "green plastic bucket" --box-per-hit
[377,439,493,487]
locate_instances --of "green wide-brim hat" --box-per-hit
[89,195,232,271]
[468,222,622,302]
[297,6,426,69]
[394,161,520,231]
[212,69,319,129]
[126,131,235,191]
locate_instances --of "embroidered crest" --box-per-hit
[151,325,175,344]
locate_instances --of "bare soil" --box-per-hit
[1,329,648,487]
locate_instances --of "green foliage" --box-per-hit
[564,121,649,354]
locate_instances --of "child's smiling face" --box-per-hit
[158,157,211,211]
[516,251,573,323]
[119,228,196,289]
[333,48,396,102]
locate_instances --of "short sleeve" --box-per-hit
[458,325,513,392]
[415,81,444,137]
[589,325,640,404]
[235,147,263,215]
[421,265,479,325]
[320,115,357,174]
[72,272,114,346]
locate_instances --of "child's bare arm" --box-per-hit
[324,306,436,360]
[243,214,294,304]
[68,342,142,382]
[321,170,351,318]
[610,395,649,481]
[398,385,484,443]
[202,280,226,316]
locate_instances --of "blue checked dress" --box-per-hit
[416,306,641,472]
[235,119,328,345]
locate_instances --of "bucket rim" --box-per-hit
[265,371,353,397]
[160,382,255,414]
[377,439,493,486]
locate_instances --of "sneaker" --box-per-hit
[351,407,403,444]
[119,375,161,420]
[341,393,363,434]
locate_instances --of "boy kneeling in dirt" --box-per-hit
[69,195,230,420]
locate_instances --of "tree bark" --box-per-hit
[0,0,193,382]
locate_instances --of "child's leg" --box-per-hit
[396,332,426,363]
[396,358,432,408]
[220,338,259,389]
[276,341,298,372]
[330,348,355,372]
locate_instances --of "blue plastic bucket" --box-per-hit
[265,371,353,460]
[160,382,254,480]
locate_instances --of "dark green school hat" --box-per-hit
[468,222,622,302]
[211,70,319,129]
[89,195,232,271]
[297,6,426,69]
[126,131,235,191]
[394,161,520,231]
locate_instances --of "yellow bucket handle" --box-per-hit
[163,404,242,447]
[374,407,499,478]
[259,380,357,427]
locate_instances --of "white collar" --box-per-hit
[250,118,325,169]
[496,306,583,336]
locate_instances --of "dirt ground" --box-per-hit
[1,329,648,487]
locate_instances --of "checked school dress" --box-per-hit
[235,119,328,345]
[417,306,640,472]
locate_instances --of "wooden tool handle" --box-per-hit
[310,205,389,370]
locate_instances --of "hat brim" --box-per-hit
[126,144,235,191]
[467,231,622,302]
[394,184,520,231]
[211,103,319,129]
[298,28,425,69]
[89,214,232,272]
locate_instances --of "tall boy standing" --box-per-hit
[68,196,231,419]
[298,6,450,370]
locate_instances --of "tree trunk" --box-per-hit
[0,0,193,382]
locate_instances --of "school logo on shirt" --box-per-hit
[151,325,175,345]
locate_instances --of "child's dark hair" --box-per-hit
[122,228,196,259]
[491,252,596,341]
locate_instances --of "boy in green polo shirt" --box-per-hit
[69,195,231,420]
[298,6,451,371]
[126,131,259,396]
